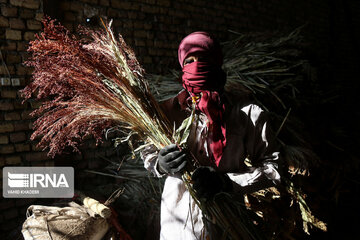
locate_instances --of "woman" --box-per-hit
[141,32,281,240]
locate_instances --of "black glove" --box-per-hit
[191,166,233,199]
[157,144,187,175]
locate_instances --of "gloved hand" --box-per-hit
[191,166,233,199]
[157,144,187,175]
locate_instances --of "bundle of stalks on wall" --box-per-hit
[221,30,328,236]
[22,18,266,240]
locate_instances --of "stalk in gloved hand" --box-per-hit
[157,144,187,175]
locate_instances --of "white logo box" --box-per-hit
[3,167,74,198]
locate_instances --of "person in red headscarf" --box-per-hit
[141,32,281,240]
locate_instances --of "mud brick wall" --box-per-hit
[1,0,360,239]
[0,0,115,238]
[54,0,335,74]
[49,0,360,88]
[0,0,43,237]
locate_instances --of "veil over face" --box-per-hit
[178,32,227,167]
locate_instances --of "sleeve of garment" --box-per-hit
[226,104,281,193]
[140,144,165,177]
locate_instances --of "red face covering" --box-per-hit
[178,32,226,167]
[182,61,226,93]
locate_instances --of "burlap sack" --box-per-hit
[22,203,109,240]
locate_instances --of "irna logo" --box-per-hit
[8,172,69,188]
[3,167,74,198]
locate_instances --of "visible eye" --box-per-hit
[184,58,195,65]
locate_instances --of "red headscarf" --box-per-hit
[178,32,226,167]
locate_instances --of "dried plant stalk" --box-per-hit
[21,17,172,157]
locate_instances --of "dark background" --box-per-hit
[1,0,359,239]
